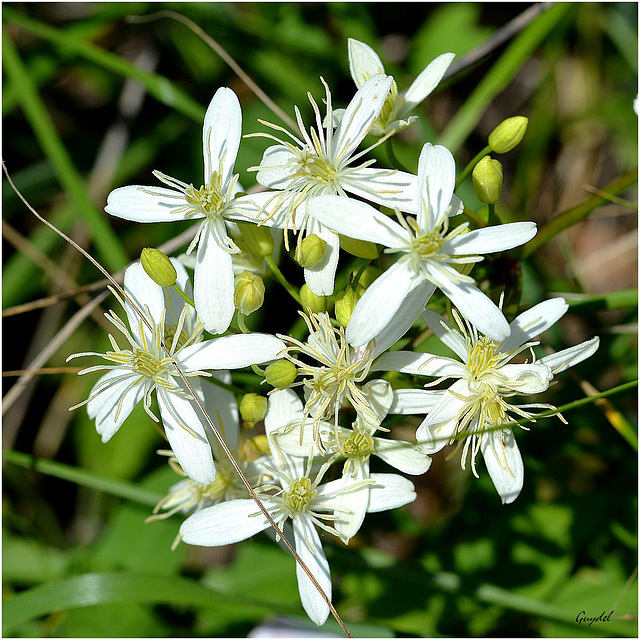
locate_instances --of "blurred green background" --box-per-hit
[2,3,637,637]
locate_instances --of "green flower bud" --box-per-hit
[335,288,360,327]
[248,434,271,456]
[488,116,528,154]
[239,393,268,428]
[472,156,503,204]
[297,234,327,268]
[234,270,265,315]
[265,359,298,389]
[140,248,177,287]
[300,284,327,313]
[236,221,274,258]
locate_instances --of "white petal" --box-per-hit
[402,53,455,112]
[499,363,553,394]
[348,38,385,88]
[180,499,270,546]
[417,143,456,229]
[255,146,299,190]
[105,185,194,223]
[367,473,416,512]
[373,350,465,378]
[306,195,409,249]
[303,219,340,296]
[264,388,315,457]
[123,262,165,344]
[481,429,524,505]
[200,371,239,453]
[346,260,422,348]
[500,298,569,353]
[333,464,370,543]
[362,379,393,423]
[537,336,600,375]
[344,168,419,214]
[158,386,216,485]
[293,517,331,626]
[194,226,235,335]
[420,309,468,360]
[446,222,537,255]
[333,74,393,162]
[179,333,285,372]
[203,87,241,190]
[374,438,432,475]
[388,388,443,415]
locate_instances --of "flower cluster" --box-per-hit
[71,39,599,626]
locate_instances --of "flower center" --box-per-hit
[466,337,500,379]
[293,150,338,189]
[133,348,163,378]
[185,183,225,217]
[283,477,316,514]
[410,230,444,258]
[342,430,374,459]
[377,79,398,129]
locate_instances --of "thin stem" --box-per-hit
[350,258,372,289]
[265,255,301,304]
[171,283,196,308]
[456,145,490,189]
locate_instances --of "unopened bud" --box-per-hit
[488,116,528,154]
[248,434,271,456]
[472,156,503,204]
[236,221,274,258]
[297,234,327,268]
[265,359,298,389]
[335,288,360,327]
[141,248,177,287]
[239,393,268,428]
[234,270,265,315]
[300,284,327,313]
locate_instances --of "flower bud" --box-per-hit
[488,116,528,154]
[472,156,503,204]
[141,248,177,287]
[335,288,360,327]
[236,221,274,258]
[297,234,327,268]
[265,359,298,388]
[300,284,327,313]
[234,270,265,315]
[247,434,271,456]
[239,393,268,428]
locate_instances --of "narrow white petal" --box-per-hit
[333,464,370,543]
[348,38,385,88]
[362,379,394,423]
[193,226,235,334]
[199,371,239,453]
[367,473,416,512]
[481,429,524,505]
[374,438,432,475]
[446,222,537,255]
[537,336,600,375]
[203,87,241,189]
[388,388,443,415]
[344,168,419,214]
[499,363,553,394]
[264,388,311,456]
[293,517,331,626]
[417,143,456,229]
[180,499,270,546]
[105,185,194,223]
[420,309,468,360]
[303,219,340,296]
[123,262,165,344]
[402,52,455,112]
[347,260,421,348]
[255,146,299,190]
[179,333,285,372]
[306,195,409,248]
[499,298,568,353]
[333,74,393,162]
[158,387,216,485]
[373,350,465,378]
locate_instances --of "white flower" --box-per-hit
[245,74,419,296]
[105,88,260,334]
[267,380,424,542]
[68,260,285,485]
[345,38,455,136]
[375,298,600,504]
[307,142,537,346]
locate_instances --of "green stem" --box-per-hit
[386,138,410,173]
[237,313,250,334]
[171,283,196,308]
[487,202,496,225]
[456,145,491,188]
[265,255,301,304]
[350,259,372,289]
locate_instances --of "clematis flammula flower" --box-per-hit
[267,380,426,542]
[245,74,420,296]
[373,298,600,504]
[277,301,431,449]
[105,87,260,334]
[179,397,416,626]
[68,260,285,485]
[307,142,537,346]
[344,38,455,136]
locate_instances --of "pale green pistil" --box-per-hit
[294,151,338,187]
[342,430,374,459]
[185,184,224,217]
[410,230,444,258]
[283,477,316,514]
[466,337,500,380]
[133,349,164,379]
